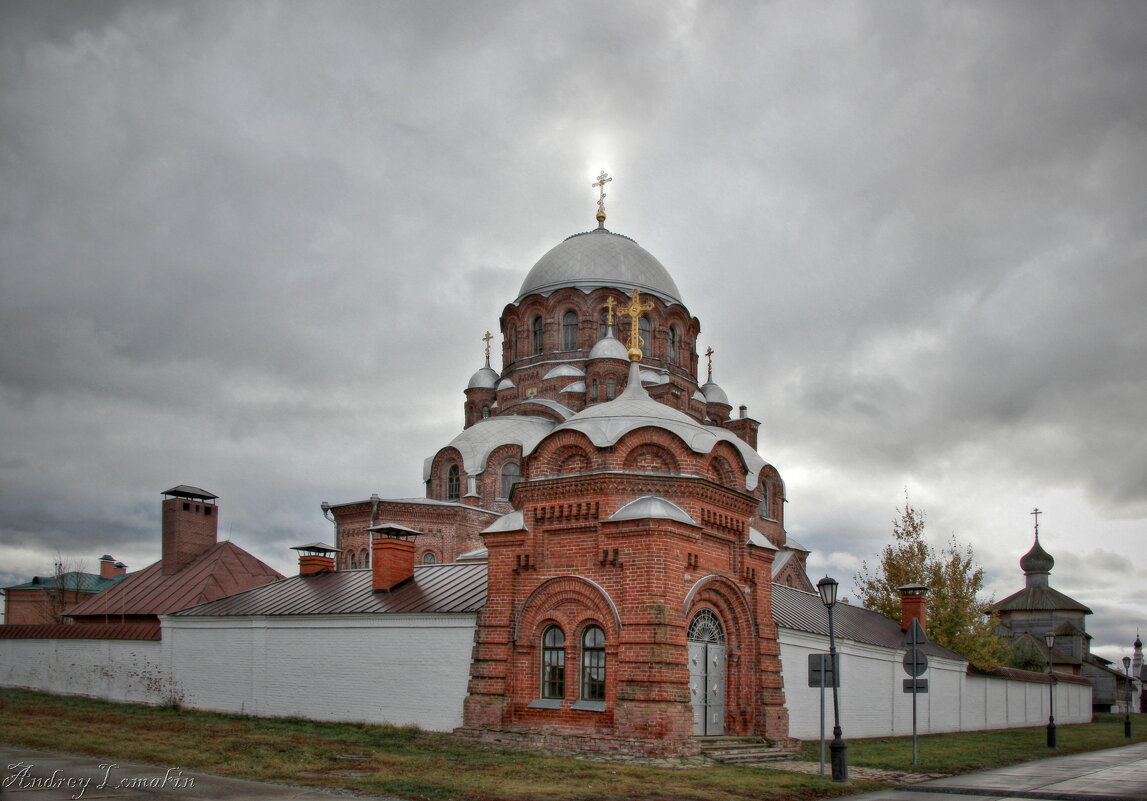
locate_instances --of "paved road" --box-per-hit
[1,746,404,801]
[848,741,1147,801]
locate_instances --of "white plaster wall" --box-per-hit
[779,628,1091,740]
[0,638,170,704]
[163,613,478,730]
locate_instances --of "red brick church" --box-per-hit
[326,177,811,755]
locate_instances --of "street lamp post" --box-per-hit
[1044,631,1057,750]
[1124,656,1133,739]
[817,576,848,783]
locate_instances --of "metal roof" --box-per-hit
[161,485,218,500]
[65,542,283,618]
[516,228,684,306]
[4,571,129,593]
[171,561,487,617]
[771,584,963,659]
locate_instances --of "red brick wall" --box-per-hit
[161,497,219,575]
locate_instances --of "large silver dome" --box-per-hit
[516,228,683,305]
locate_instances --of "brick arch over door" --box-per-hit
[683,574,760,737]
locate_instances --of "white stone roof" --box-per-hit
[702,380,730,406]
[424,415,555,480]
[608,495,697,525]
[516,228,683,306]
[530,361,767,491]
[560,381,586,394]
[467,365,500,389]
[589,331,629,362]
[543,363,586,379]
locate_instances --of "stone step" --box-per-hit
[698,737,793,765]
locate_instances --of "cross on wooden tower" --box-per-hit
[1031,507,1041,540]
[592,170,612,224]
[620,288,653,361]
[482,331,493,363]
[705,346,714,383]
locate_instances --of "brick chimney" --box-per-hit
[291,543,340,576]
[370,523,422,592]
[160,486,219,575]
[898,583,929,633]
[98,555,121,580]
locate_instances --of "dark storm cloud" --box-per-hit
[1,1,1144,649]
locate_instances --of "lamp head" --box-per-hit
[1044,631,1056,649]
[1124,656,1132,670]
[817,575,839,608]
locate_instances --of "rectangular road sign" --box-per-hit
[903,679,929,693]
[808,653,839,688]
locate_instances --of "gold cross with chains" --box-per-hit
[592,170,612,223]
[620,288,653,361]
[603,296,617,327]
[705,346,714,382]
[482,331,493,362]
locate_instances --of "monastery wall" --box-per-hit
[0,637,170,704]
[0,614,478,732]
[779,629,1092,740]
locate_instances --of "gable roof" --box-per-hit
[771,584,963,659]
[64,541,283,619]
[171,561,486,617]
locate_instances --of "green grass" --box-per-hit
[797,713,1146,774]
[0,689,878,801]
[4,689,1144,801]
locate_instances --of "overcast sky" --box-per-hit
[2,1,1144,663]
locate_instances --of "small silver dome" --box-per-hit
[608,495,697,525]
[496,377,515,391]
[543,363,586,380]
[467,366,499,390]
[516,228,683,305]
[589,332,629,361]
[702,380,730,406]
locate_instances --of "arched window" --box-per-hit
[501,462,521,498]
[348,552,358,569]
[361,548,369,568]
[562,311,578,351]
[606,377,616,400]
[591,379,599,401]
[581,625,605,701]
[542,626,566,699]
[638,316,650,358]
[532,316,544,355]
[599,309,610,340]
[509,324,517,361]
[482,406,490,419]
[667,325,679,365]
[447,464,461,501]
[759,482,769,519]
[422,551,437,565]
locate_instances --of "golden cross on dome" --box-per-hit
[482,331,493,362]
[604,296,617,327]
[1031,507,1041,540]
[620,288,653,361]
[592,170,612,223]
[705,346,714,382]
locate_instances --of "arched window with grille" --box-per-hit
[591,379,599,401]
[532,316,544,355]
[562,311,578,351]
[348,552,358,569]
[360,548,369,568]
[447,464,461,500]
[500,462,521,498]
[668,325,679,365]
[541,625,566,699]
[581,625,605,701]
[422,551,437,565]
[639,316,650,358]
[606,377,616,400]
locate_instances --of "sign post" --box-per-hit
[808,653,837,775]
[902,619,929,765]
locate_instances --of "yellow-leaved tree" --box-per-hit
[854,496,1012,670]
